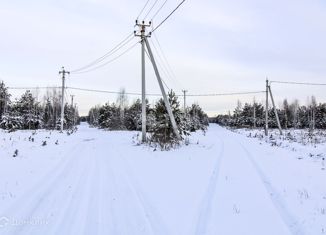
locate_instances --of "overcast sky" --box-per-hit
[1,0,326,115]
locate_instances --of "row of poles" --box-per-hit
[56,74,283,138]
[57,20,181,139]
[55,27,282,138]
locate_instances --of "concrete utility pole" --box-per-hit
[3,93,7,114]
[268,85,283,135]
[265,79,269,136]
[59,66,70,132]
[253,98,256,129]
[70,95,74,107]
[144,37,181,140]
[71,95,75,126]
[182,90,187,112]
[135,20,151,142]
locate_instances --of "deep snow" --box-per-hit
[0,123,325,235]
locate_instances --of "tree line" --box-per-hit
[88,89,209,149]
[215,97,326,129]
[0,81,79,131]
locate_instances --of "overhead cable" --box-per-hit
[72,41,139,74]
[270,80,326,86]
[70,32,134,73]
[151,0,168,20]
[151,0,186,33]
[144,0,160,19]
[137,0,151,19]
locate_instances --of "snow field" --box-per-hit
[0,123,325,234]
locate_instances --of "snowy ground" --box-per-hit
[0,123,325,235]
[234,128,326,162]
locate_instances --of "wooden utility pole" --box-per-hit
[265,79,269,136]
[135,20,151,142]
[59,66,69,132]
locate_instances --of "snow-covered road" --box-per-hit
[0,124,325,234]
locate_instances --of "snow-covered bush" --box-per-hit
[0,113,23,131]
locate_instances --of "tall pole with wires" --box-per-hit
[265,78,269,136]
[182,89,187,112]
[268,85,283,135]
[135,20,151,142]
[59,67,69,132]
[253,97,256,129]
[70,95,75,126]
[70,95,74,107]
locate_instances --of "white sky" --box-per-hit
[1,0,326,116]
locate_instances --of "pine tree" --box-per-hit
[14,90,43,129]
[188,103,209,131]
[149,91,189,149]
[0,81,11,119]
[125,99,143,131]
[43,98,53,129]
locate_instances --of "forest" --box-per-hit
[215,97,326,129]
[0,81,78,131]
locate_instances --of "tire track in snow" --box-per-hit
[194,138,225,235]
[82,144,101,235]
[0,144,88,235]
[108,144,168,235]
[238,141,305,235]
[50,145,97,235]
[97,144,124,235]
[29,146,93,235]
[118,153,170,235]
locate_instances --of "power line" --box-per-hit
[145,41,170,90]
[144,0,160,19]
[151,0,168,20]
[67,86,162,96]
[151,0,186,33]
[72,41,139,74]
[149,37,173,82]
[270,80,326,86]
[8,86,61,90]
[70,32,134,73]
[7,86,265,97]
[186,91,265,97]
[144,39,171,90]
[151,32,184,89]
[137,0,151,20]
[67,87,264,97]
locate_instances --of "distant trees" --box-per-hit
[215,97,326,130]
[0,81,11,120]
[0,81,79,131]
[88,89,209,149]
